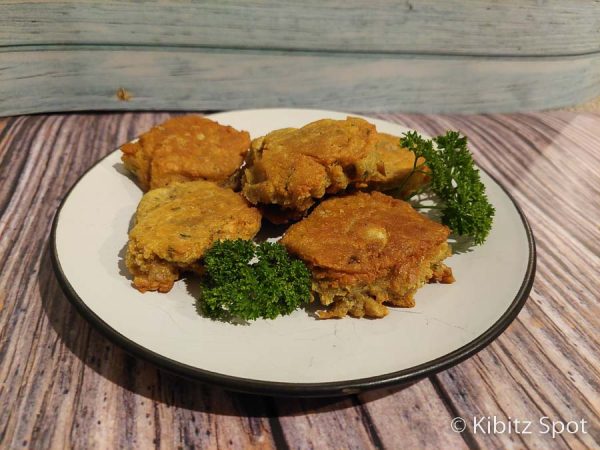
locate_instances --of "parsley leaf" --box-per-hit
[400,131,495,244]
[199,239,311,321]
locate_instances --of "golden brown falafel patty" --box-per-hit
[121,115,250,191]
[126,180,262,293]
[241,117,380,221]
[281,191,454,318]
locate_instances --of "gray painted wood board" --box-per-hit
[2,0,600,113]
[1,46,600,116]
[2,1,600,56]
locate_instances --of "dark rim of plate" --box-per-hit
[50,140,536,398]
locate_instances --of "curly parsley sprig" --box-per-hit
[199,239,311,321]
[400,131,495,244]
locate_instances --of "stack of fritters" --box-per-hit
[121,115,250,191]
[121,114,454,319]
[241,117,428,222]
[126,180,261,293]
[241,117,379,222]
[281,192,454,319]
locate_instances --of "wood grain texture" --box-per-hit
[1,111,599,449]
[2,1,600,56]
[3,0,600,114]
[1,47,600,116]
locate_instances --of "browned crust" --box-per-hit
[121,115,250,191]
[281,191,454,318]
[365,132,430,195]
[241,117,380,218]
[126,180,262,293]
[242,126,431,223]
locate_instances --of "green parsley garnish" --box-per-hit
[199,239,311,321]
[400,131,495,245]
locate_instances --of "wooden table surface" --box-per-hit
[0,112,598,449]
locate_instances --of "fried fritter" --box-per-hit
[281,191,454,319]
[126,180,262,293]
[367,132,430,195]
[121,115,250,191]
[241,117,380,221]
[241,119,432,223]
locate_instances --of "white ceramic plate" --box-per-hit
[51,109,535,396]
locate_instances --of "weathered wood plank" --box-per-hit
[358,380,469,449]
[274,397,381,449]
[1,47,600,116]
[2,1,600,56]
